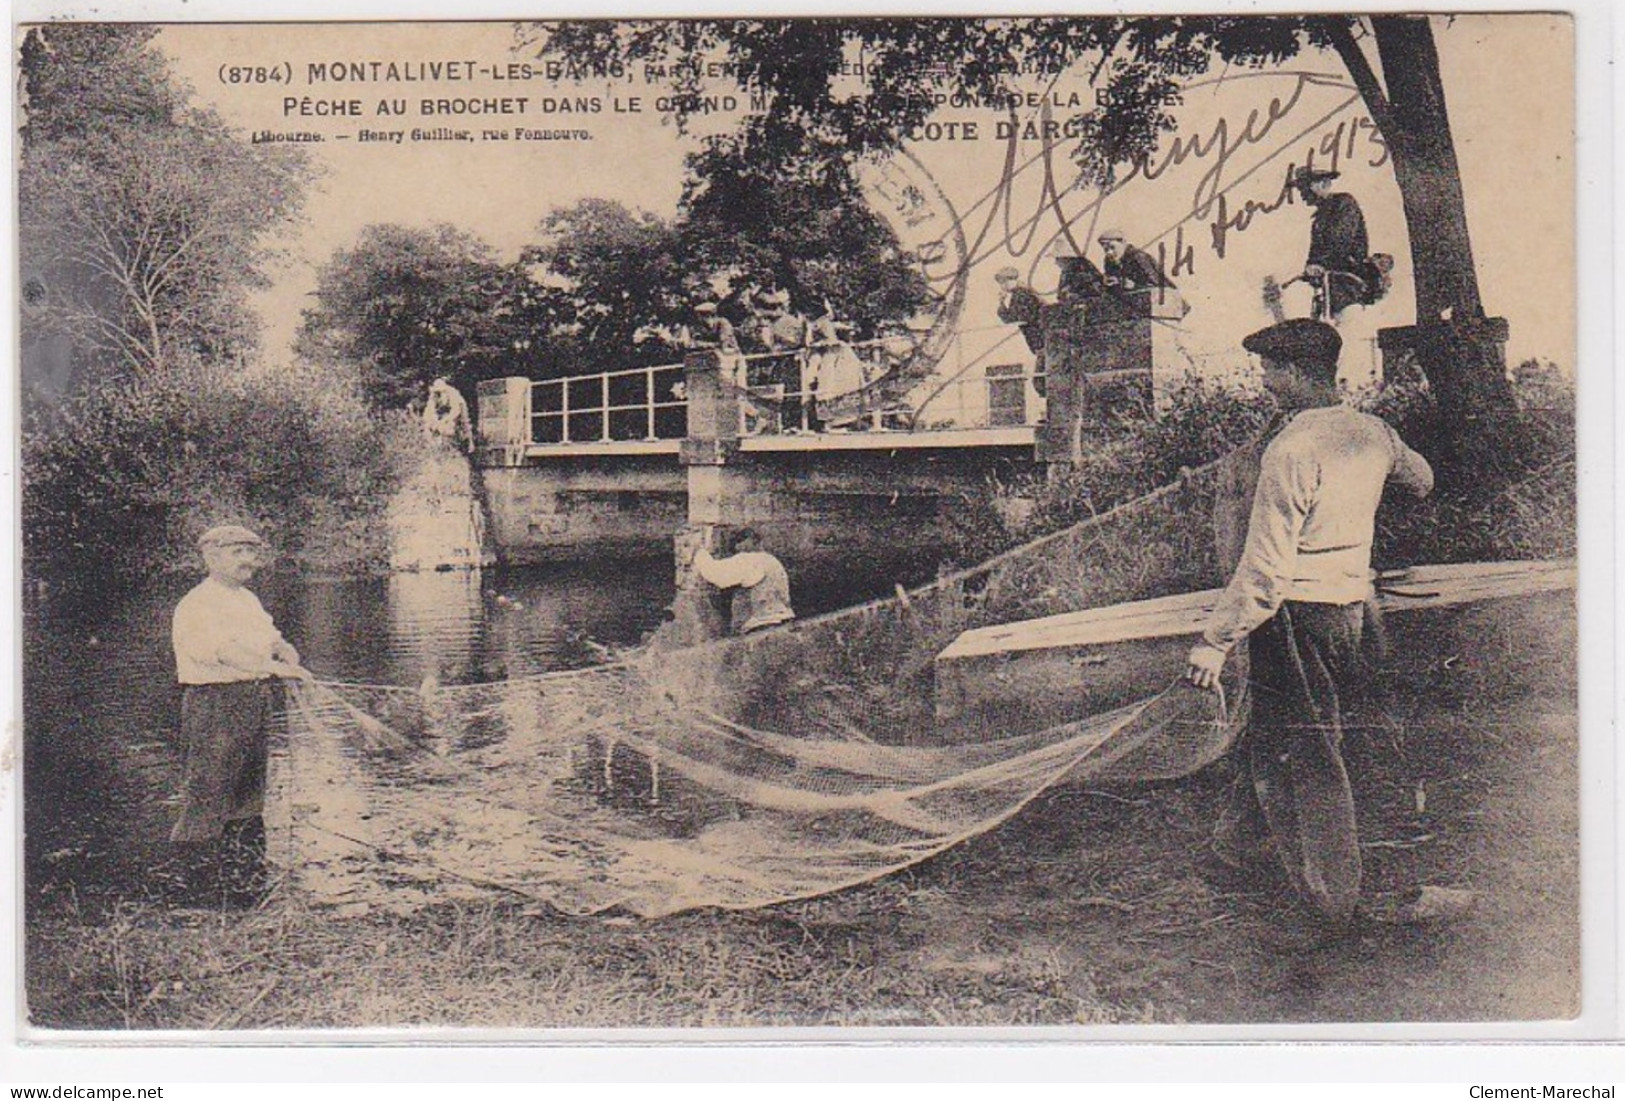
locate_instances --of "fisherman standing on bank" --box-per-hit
[169,525,311,907]
[1185,318,1433,942]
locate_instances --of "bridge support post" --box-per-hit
[474,377,532,468]
[667,350,744,646]
[1035,299,1169,475]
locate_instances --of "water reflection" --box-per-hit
[386,570,483,686]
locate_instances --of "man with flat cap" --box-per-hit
[1294,166,1369,321]
[1051,239,1107,305]
[1186,318,1433,942]
[169,524,310,906]
[995,266,1049,396]
[1098,229,1174,293]
[693,300,742,356]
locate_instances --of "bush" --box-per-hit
[1012,381,1274,538]
[1364,356,1575,565]
[947,366,1575,574]
[22,356,411,598]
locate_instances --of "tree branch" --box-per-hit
[1322,16,1396,135]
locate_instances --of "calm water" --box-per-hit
[23,555,916,910]
[23,559,677,907]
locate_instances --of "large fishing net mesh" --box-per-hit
[272,457,1244,918]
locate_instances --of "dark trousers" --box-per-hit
[172,681,271,842]
[1227,600,1366,923]
[169,680,273,905]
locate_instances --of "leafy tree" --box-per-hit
[519,198,690,373]
[515,177,931,377]
[19,24,311,383]
[297,223,557,408]
[535,16,1518,431]
[19,24,183,144]
[679,137,930,336]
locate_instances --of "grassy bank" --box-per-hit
[23,367,1578,1032]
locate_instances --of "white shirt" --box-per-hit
[172,577,288,684]
[694,548,796,633]
[1201,404,1433,652]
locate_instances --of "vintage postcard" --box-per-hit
[12,10,1592,1044]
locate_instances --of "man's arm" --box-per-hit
[1186,441,1314,688]
[693,547,766,590]
[1126,248,1171,289]
[1382,421,1434,498]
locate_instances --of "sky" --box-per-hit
[154,15,1575,378]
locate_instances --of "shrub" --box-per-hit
[1364,356,1575,565]
[22,355,410,598]
[949,366,1575,574]
[1010,380,1274,539]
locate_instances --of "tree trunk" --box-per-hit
[1370,16,1517,427]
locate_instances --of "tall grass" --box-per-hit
[942,381,1273,566]
[951,367,1576,571]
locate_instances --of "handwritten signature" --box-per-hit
[915,70,1389,297]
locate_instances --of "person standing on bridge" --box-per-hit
[693,300,742,357]
[1098,229,1174,293]
[693,526,796,635]
[1185,318,1433,942]
[759,290,818,432]
[168,524,312,907]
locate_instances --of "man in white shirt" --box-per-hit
[692,526,796,635]
[170,524,310,906]
[1186,318,1433,937]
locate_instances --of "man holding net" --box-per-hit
[169,524,311,907]
[1185,318,1433,942]
[693,526,797,635]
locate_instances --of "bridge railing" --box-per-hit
[723,341,902,434]
[515,334,1048,448]
[530,363,688,445]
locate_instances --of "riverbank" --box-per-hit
[25,590,1576,1029]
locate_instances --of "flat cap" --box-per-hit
[1097,228,1127,243]
[695,301,718,314]
[1243,318,1342,372]
[198,524,265,550]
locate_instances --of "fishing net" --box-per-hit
[272,455,1246,918]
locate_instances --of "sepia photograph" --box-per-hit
[12,7,1592,1042]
